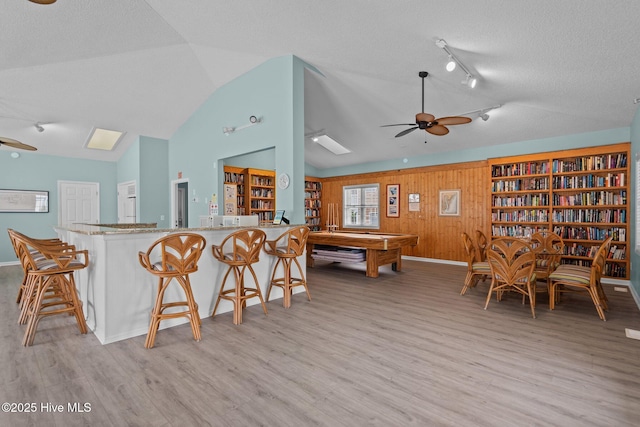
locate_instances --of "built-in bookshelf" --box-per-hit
[223,166,246,215]
[305,177,322,231]
[489,142,629,278]
[246,168,275,223]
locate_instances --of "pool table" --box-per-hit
[306,231,419,278]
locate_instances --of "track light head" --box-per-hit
[461,75,477,89]
[445,57,457,72]
[446,57,456,72]
[480,113,490,121]
[34,123,45,133]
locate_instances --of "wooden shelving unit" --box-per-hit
[246,168,275,223]
[489,142,629,279]
[223,166,246,215]
[305,177,322,231]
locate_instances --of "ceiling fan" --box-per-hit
[0,136,37,151]
[382,71,472,138]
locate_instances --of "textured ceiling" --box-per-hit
[1,0,639,169]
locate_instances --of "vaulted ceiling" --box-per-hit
[2,1,639,169]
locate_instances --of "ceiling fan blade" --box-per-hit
[381,123,417,127]
[395,127,418,137]
[426,125,449,136]
[416,113,435,123]
[0,137,37,151]
[435,116,472,126]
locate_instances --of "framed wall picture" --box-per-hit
[0,189,49,213]
[408,193,420,212]
[439,189,460,216]
[386,184,399,217]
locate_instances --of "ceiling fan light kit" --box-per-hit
[436,38,479,89]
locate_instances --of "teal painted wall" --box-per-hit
[116,136,170,228]
[316,127,630,177]
[0,150,117,263]
[224,148,276,170]
[168,55,306,226]
[139,137,170,227]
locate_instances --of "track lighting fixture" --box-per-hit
[34,122,44,133]
[459,104,502,122]
[222,115,263,135]
[436,38,479,89]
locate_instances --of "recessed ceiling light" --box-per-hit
[85,127,126,151]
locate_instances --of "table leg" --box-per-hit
[365,249,379,278]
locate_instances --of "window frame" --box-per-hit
[342,183,380,229]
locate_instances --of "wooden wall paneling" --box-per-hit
[319,161,489,263]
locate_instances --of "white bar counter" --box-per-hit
[55,223,305,344]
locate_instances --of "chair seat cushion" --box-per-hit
[548,265,590,285]
[152,262,175,272]
[472,261,491,273]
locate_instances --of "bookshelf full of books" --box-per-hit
[304,177,322,231]
[489,142,630,278]
[224,166,276,222]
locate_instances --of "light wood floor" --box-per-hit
[2,260,640,426]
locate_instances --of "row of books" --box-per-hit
[251,176,273,186]
[551,209,626,224]
[305,199,321,208]
[552,191,626,206]
[304,182,322,190]
[250,200,273,209]
[552,172,625,189]
[552,153,627,172]
[492,177,550,192]
[305,208,320,217]
[492,209,548,222]
[491,161,549,177]
[607,245,626,260]
[564,243,600,258]
[250,189,273,198]
[224,172,245,183]
[492,194,549,207]
[552,225,626,242]
[305,191,321,199]
[491,225,548,237]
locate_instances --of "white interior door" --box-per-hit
[59,181,100,227]
[117,181,136,224]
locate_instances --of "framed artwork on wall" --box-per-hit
[408,193,420,212]
[386,184,399,217]
[439,189,460,216]
[0,189,49,213]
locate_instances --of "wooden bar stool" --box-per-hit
[7,228,71,311]
[264,226,311,308]
[211,229,267,324]
[13,234,89,346]
[138,233,206,349]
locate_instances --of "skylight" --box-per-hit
[84,127,125,151]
